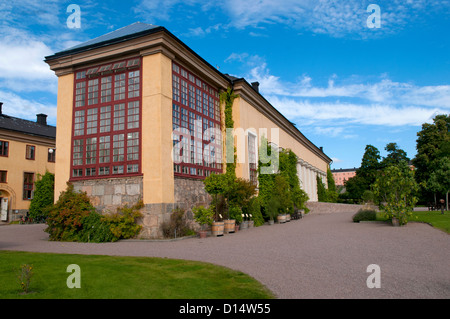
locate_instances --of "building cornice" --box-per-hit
[231,79,332,165]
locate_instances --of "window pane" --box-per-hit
[127,101,139,129]
[114,74,125,100]
[101,76,112,103]
[113,104,125,131]
[128,70,140,98]
[0,140,9,156]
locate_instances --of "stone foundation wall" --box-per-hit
[306,201,364,214]
[173,176,211,215]
[73,175,211,239]
[139,176,212,239]
[72,176,143,213]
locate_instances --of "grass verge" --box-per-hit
[376,210,450,234]
[0,251,274,299]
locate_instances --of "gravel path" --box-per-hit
[1,207,449,299]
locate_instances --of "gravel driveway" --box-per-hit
[1,206,449,299]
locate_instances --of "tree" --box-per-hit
[317,175,328,202]
[381,142,410,168]
[427,157,450,211]
[29,171,54,222]
[343,145,381,202]
[373,162,419,225]
[326,167,338,202]
[413,114,450,202]
[357,144,381,186]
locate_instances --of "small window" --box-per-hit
[48,148,56,162]
[112,61,126,70]
[126,58,140,68]
[98,64,112,72]
[23,173,34,200]
[86,67,99,75]
[0,170,7,183]
[76,71,86,79]
[26,145,35,160]
[0,140,9,157]
[73,169,82,177]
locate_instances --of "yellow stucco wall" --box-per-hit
[232,96,329,180]
[54,73,74,202]
[0,135,55,210]
[141,53,174,204]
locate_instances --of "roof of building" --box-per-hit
[0,113,56,139]
[51,22,161,57]
[331,168,358,173]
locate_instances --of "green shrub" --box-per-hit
[161,207,195,238]
[352,209,377,222]
[77,212,117,243]
[361,190,375,204]
[29,171,54,222]
[247,196,264,226]
[45,183,144,242]
[228,204,243,224]
[265,196,280,221]
[193,205,214,229]
[45,183,96,241]
[103,201,143,240]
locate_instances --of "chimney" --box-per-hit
[0,102,3,115]
[320,146,323,152]
[251,81,259,92]
[36,113,47,125]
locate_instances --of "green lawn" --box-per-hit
[0,251,274,299]
[376,210,450,234]
[410,210,450,234]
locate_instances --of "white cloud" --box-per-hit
[0,27,54,81]
[0,90,56,123]
[133,0,449,38]
[266,95,444,127]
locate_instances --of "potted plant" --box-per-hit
[228,205,242,234]
[193,205,214,238]
[248,214,254,228]
[240,213,249,230]
[265,197,280,225]
[277,213,286,224]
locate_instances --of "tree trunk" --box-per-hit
[447,191,449,211]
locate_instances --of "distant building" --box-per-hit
[331,168,357,186]
[0,103,56,223]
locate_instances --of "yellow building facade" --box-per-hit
[45,23,331,238]
[0,108,55,223]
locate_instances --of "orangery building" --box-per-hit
[45,23,331,238]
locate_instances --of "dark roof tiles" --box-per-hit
[0,114,56,139]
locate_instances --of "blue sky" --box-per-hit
[1,0,449,169]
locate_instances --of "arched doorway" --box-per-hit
[0,186,16,222]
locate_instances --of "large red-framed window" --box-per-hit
[70,57,142,180]
[172,62,222,179]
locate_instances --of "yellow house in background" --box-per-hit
[0,103,56,223]
[45,23,331,238]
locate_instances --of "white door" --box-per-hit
[1,198,8,221]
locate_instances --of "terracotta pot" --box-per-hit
[235,225,239,232]
[198,230,207,238]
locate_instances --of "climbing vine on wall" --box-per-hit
[220,86,238,178]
